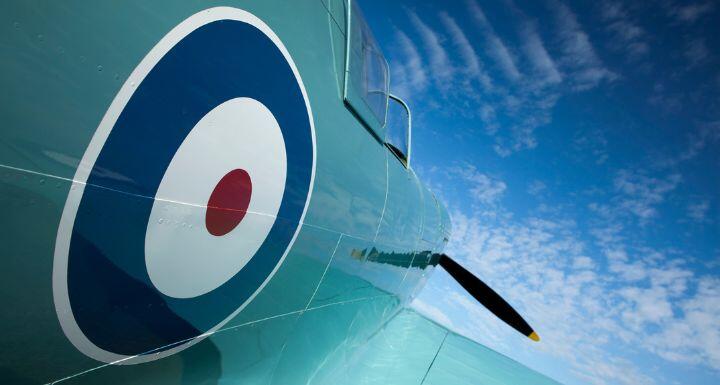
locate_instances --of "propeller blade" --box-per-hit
[437,254,540,342]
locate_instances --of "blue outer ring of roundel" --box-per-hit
[67,20,313,356]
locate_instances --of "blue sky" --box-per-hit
[360,1,719,384]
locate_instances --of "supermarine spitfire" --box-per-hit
[0,1,537,384]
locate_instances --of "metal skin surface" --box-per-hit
[0,1,450,384]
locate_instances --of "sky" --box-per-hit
[359,1,720,385]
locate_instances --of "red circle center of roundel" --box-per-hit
[205,169,252,236]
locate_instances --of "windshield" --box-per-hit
[385,95,411,166]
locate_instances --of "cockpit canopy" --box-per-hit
[343,0,411,167]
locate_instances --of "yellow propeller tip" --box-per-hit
[529,332,540,342]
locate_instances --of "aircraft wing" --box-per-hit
[39,306,558,385]
[335,309,560,385]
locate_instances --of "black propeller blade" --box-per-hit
[437,253,540,342]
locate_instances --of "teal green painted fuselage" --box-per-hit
[1,1,452,383]
[1,2,565,384]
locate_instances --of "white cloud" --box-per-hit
[675,121,720,163]
[572,356,655,385]
[392,29,428,96]
[687,200,710,222]
[609,256,649,282]
[620,286,675,327]
[573,256,595,270]
[408,11,454,87]
[413,186,719,384]
[467,0,611,157]
[613,169,682,221]
[466,0,522,81]
[647,82,683,115]
[685,38,710,66]
[469,175,507,204]
[503,0,562,85]
[606,20,644,43]
[439,12,493,90]
[599,0,627,20]
[479,104,499,134]
[599,1,649,60]
[528,180,547,195]
[548,0,616,90]
[661,278,720,366]
[393,1,620,159]
[490,94,560,157]
[392,2,718,384]
[450,165,507,204]
[520,22,563,84]
[668,2,715,23]
[573,128,609,164]
[410,166,720,385]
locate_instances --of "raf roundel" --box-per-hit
[52,7,315,364]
